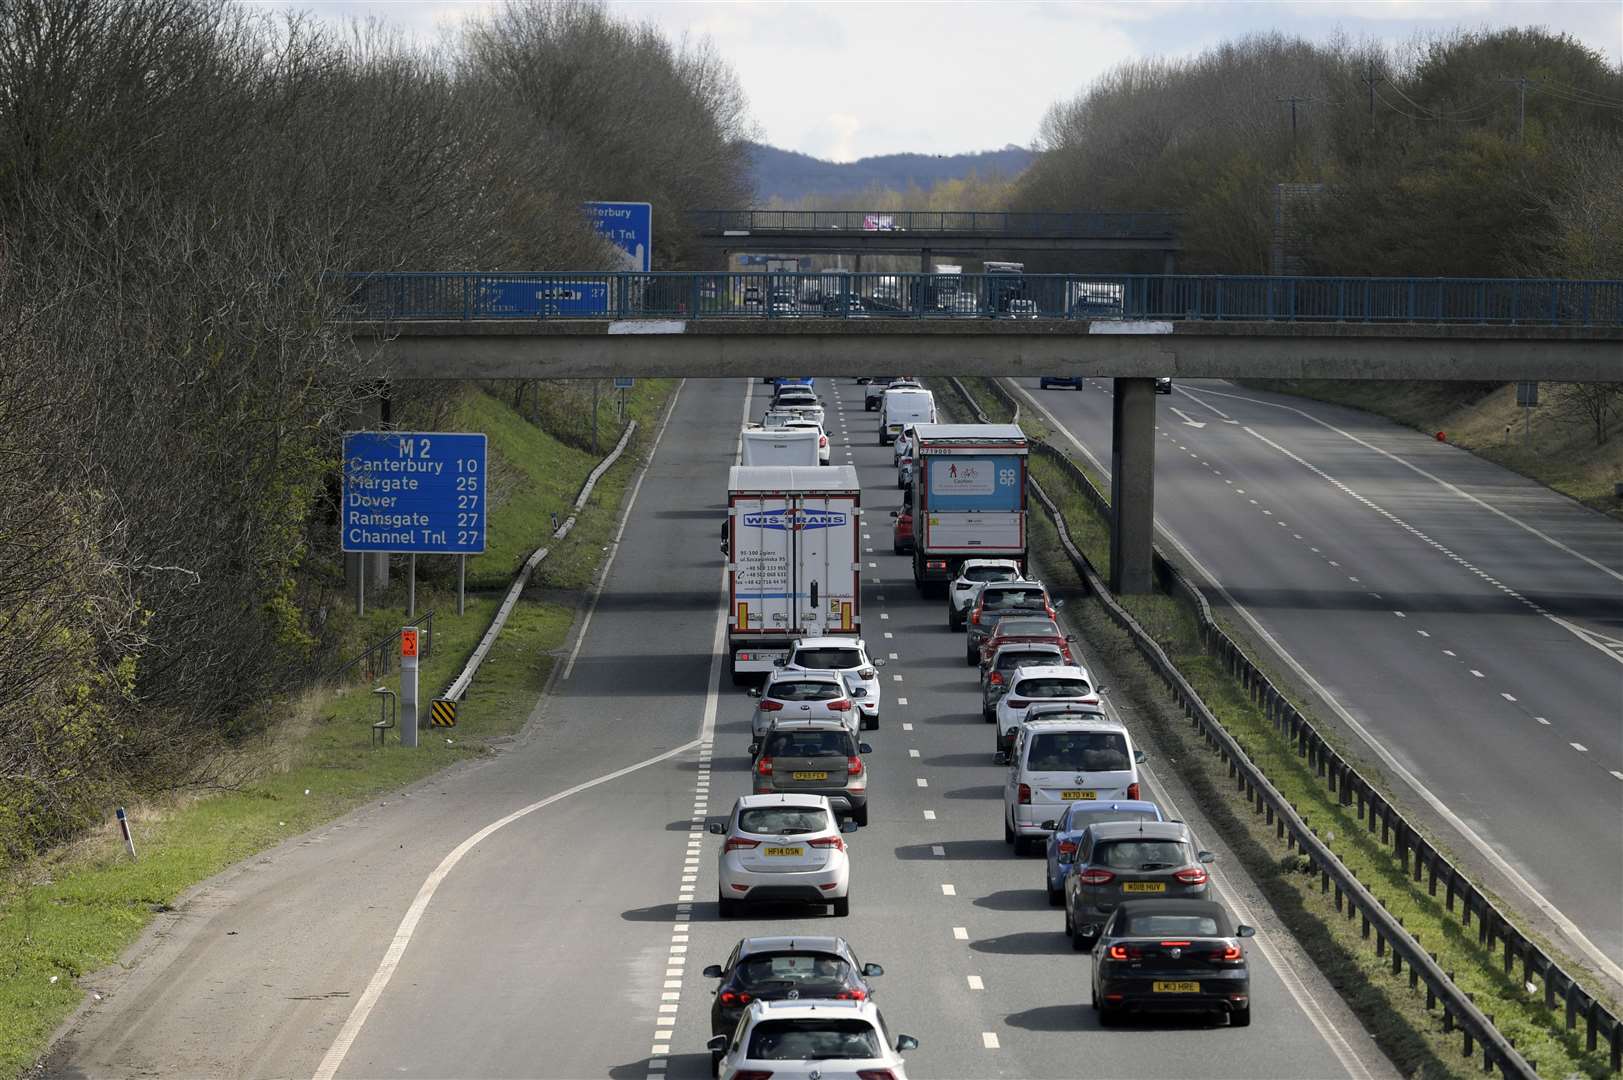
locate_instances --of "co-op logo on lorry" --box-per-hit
[742,507,847,531]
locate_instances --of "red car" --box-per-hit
[977,616,1075,676]
[891,508,914,555]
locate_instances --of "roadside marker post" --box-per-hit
[115,807,137,860]
[400,627,420,748]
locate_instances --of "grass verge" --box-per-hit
[0,379,676,1076]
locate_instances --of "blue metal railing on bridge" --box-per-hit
[687,209,1181,239]
[336,272,1623,327]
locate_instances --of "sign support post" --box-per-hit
[458,555,466,616]
[407,554,416,618]
[400,626,420,748]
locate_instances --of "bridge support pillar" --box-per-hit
[920,249,932,274]
[1109,377,1156,595]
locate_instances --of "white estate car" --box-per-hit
[993,664,1099,756]
[711,794,854,918]
[782,637,884,729]
[750,669,860,742]
[710,999,918,1080]
[946,558,1024,631]
[1003,712,1145,855]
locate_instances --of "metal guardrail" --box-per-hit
[687,209,1181,238]
[335,271,1623,326]
[941,376,1617,1076]
[326,609,435,685]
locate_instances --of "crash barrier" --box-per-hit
[944,375,1612,1076]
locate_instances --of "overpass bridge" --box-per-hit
[687,209,1181,269]
[341,270,1622,592]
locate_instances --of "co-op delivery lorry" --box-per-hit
[906,424,1028,592]
[740,425,821,467]
[727,465,861,684]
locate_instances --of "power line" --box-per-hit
[1497,75,1529,140]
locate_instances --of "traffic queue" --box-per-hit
[705,378,1256,1080]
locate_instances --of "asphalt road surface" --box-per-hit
[45,378,1393,1080]
[1013,376,1623,979]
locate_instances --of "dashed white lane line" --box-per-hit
[1417,630,1430,637]
[966,975,985,990]
[916,778,929,788]
[909,748,921,757]
[902,722,914,731]
[889,652,899,659]
[897,697,909,705]
[953,926,969,940]
[982,1032,1001,1049]
[879,613,889,620]
[1469,669,1485,678]
[1501,692,1517,702]
[1443,650,1457,657]
[931,845,946,857]
[1536,716,1551,725]
[922,809,936,820]
[883,631,893,639]
[892,673,904,682]
[1571,743,1589,753]
[941,883,957,896]
[1611,771,1623,781]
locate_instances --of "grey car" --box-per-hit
[751,718,873,826]
[1064,820,1215,949]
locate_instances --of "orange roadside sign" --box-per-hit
[401,628,419,659]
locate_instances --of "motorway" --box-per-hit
[47,377,1391,1080]
[1011,376,1623,977]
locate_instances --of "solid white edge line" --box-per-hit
[1019,377,1623,986]
[564,379,688,680]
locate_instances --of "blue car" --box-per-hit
[1041,799,1164,906]
[1039,376,1083,390]
[773,377,815,389]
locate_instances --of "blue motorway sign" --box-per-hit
[584,201,652,272]
[479,278,609,317]
[342,431,487,554]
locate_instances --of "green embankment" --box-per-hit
[0,379,675,1076]
[937,376,1613,1079]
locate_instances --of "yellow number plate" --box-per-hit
[763,846,805,857]
[1153,981,1201,993]
[792,771,829,781]
[1061,790,1096,801]
[1123,881,1167,894]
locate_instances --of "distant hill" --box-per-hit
[748,142,1035,203]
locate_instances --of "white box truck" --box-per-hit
[741,425,821,467]
[727,465,862,684]
[906,423,1028,592]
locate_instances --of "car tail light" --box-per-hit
[856,1071,896,1080]
[1078,868,1115,886]
[1007,699,1030,709]
[970,609,981,625]
[827,699,852,711]
[1158,940,1193,947]
[1107,944,1142,961]
[1174,866,1208,886]
[1017,783,1031,804]
[718,990,753,1006]
[1126,782,1140,800]
[846,754,864,777]
[820,436,828,447]
[756,757,773,776]
[988,671,1003,686]
[834,988,868,1000]
[810,835,845,851]
[1211,945,1243,962]
[724,837,760,853]
[858,668,875,679]
[927,560,947,570]
[758,699,783,712]
[1057,839,1078,856]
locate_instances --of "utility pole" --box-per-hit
[1361,60,1383,128]
[1276,96,1313,143]
[1498,75,1529,141]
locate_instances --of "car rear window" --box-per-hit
[1026,731,1131,772]
[1094,839,1188,870]
[737,807,830,835]
[769,680,843,702]
[764,730,853,758]
[734,953,852,991]
[747,1019,881,1061]
[997,650,1061,670]
[1065,807,1160,830]
[985,588,1047,609]
[793,648,862,670]
[993,618,1059,637]
[963,566,1018,583]
[1012,677,1091,698]
[1121,912,1228,937]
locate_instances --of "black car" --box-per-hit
[703,936,884,1075]
[1155,378,1173,394]
[1090,899,1254,1027]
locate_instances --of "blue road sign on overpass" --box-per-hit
[342,431,487,554]
[584,201,652,272]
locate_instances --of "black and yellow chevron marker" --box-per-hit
[430,698,458,727]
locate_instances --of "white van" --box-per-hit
[879,388,936,446]
[1002,712,1145,854]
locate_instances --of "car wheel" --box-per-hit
[852,803,869,827]
[1047,885,1064,907]
[866,714,879,730]
[1071,923,1091,952]
[1014,835,1037,856]
[1089,982,1100,1011]
[983,707,995,724]
[1230,1006,1251,1028]
[831,895,850,917]
[1098,1004,1121,1026]
[1003,817,1015,845]
[893,542,903,555]
[710,1050,723,1077]
[718,896,737,919]
[730,668,750,687]
[966,644,979,666]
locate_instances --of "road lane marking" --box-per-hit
[916,778,929,787]
[1571,743,1589,752]
[1536,717,1551,725]
[923,810,936,820]
[932,845,946,856]
[966,975,985,990]
[897,697,908,705]
[941,883,956,896]
[982,1032,1000,1049]
[1443,650,1456,657]
[902,722,913,731]
[1501,692,1517,702]
[1417,630,1429,637]
[953,926,969,940]
[909,749,921,757]
[1470,669,1485,678]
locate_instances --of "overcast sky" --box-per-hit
[273,1,1621,161]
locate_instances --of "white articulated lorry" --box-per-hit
[726,465,862,685]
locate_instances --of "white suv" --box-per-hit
[750,669,859,742]
[1003,714,1146,855]
[946,558,1024,631]
[993,664,1099,757]
[709,999,918,1079]
[711,794,854,918]
[782,637,884,729]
